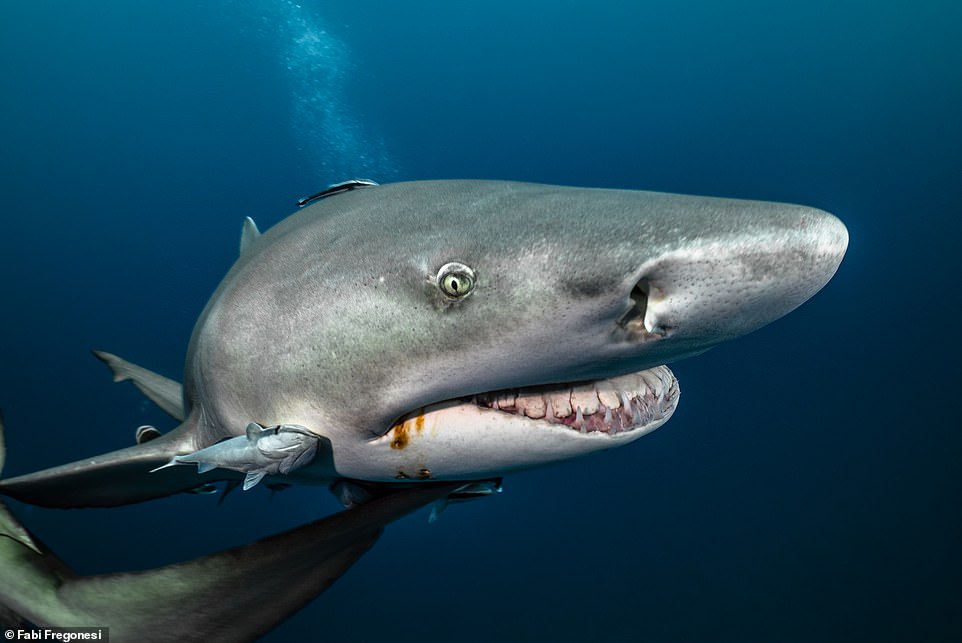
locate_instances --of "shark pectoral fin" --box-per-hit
[0,422,234,508]
[50,482,458,639]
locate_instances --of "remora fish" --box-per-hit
[0,180,848,507]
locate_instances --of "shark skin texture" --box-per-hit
[0,180,848,509]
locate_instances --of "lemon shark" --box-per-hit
[0,180,848,508]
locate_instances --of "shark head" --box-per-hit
[189,180,848,482]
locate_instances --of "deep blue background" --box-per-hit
[1,1,960,641]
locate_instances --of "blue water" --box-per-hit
[1,1,960,641]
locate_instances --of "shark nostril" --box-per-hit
[617,279,650,331]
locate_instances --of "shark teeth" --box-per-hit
[475,366,677,435]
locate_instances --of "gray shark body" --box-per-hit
[0,180,848,507]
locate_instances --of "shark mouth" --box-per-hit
[389,366,679,439]
[470,366,679,435]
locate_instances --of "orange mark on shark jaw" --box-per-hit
[389,412,426,450]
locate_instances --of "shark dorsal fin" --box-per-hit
[240,216,261,255]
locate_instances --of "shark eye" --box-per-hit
[436,262,476,300]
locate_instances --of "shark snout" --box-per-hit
[622,203,848,357]
[807,206,850,270]
[761,204,850,308]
